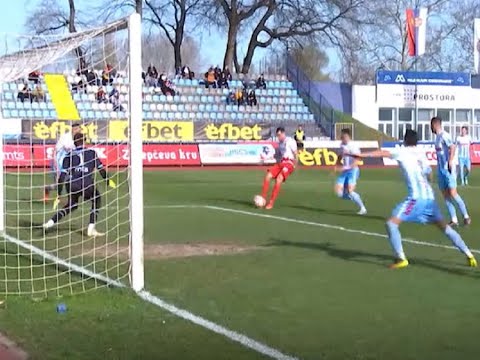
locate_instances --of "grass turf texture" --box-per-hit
[1,167,480,359]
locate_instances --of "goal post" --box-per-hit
[0,13,144,296]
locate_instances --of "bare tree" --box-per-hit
[26,0,87,70]
[213,0,270,72]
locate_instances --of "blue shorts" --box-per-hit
[336,168,359,187]
[437,169,457,191]
[458,157,471,170]
[392,198,443,224]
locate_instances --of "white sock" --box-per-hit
[88,223,95,233]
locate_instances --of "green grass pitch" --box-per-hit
[1,167,480,360]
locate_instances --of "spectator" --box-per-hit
[109,87,124,111]
[218,70,229,89]
[214,65,222,83]
[32,84,45,102]
[147,65,158,79]
[235,88,244,106]
[223,66,232,81]
[96,86,107,103]
[159,74,176,96]
[204,67,216,88]
[28,71,40,84]
[226,91,236,105]
[256,74,266,89]
[102,64,115,86]
[294,125,306,150]
[86,69,98,86]
[17,85,32,103]
[182,65,194,80]
[247,89,257,106]
[72,77,87,94]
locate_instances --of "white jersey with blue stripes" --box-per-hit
[341,142,360,170]
[55,132,75,167]
[390,147,435,200]
[456,135,471,159]
[434,130,456,171]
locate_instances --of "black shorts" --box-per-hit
[69,181,97,201]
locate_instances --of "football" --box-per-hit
[253,195,266,208]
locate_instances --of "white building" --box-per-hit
[352,71,480,141]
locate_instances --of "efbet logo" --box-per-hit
[108,121,194,142]
[299,148,364,166]
[204,123,263,141]
[31,121,98,141]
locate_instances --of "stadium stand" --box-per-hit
[1,70,324,138]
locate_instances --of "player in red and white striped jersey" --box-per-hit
[259,127,298,209]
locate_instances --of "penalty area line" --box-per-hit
[1,231,298,360]
[149,204,480,255]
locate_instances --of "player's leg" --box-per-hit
[458,158,466,186]
[44,161,58,201]
[464,158,471,185]
[345,169,366,215]
[265,162,293,209]
[385,200,415,268]
[43,190,80,229]
[261,167,276,199]
[430,202,476,267]
[447,183,470,225]
[439,171,461,225]
[85,186,104,237]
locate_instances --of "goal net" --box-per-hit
[0,14,144,297]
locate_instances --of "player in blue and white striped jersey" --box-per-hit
[351,129,476,269]
[456,126,472,186]
[431,117,470,226]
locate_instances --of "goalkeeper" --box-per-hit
[43,133,116,237]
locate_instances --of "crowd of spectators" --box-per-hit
[142,65,177,96]
[17,71,45,103]
[203,66,232,89]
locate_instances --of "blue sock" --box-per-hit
[349,191,365,209]
[386,221,405,260]
[445,198,458,223]
[453,194,469,219]
[459,165,465,185]
[444,225,472,256]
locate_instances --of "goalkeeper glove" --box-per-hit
[52,196,60,210]
[108,179,117,189]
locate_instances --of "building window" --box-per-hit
[379,108,395,122]
[436,109,452,122]
[474,109,480,123]
[418,109,434,122]
[398,108,413,122]
[455,109,471,123]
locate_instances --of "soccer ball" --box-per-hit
[253,195,266,208]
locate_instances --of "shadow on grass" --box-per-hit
[288,204,387,221]
[267,238,478,279]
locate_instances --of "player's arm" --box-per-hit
[444,134,456,172]
[353,149,392,159]
[94,151,116,188]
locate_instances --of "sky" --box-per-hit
[0,0,339,76]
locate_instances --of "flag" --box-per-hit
[474,19,480,74]
[406,7,428,57]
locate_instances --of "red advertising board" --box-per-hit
[471,144,480,165]
[5,144,201,167]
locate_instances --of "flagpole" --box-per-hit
[413,0,419,136]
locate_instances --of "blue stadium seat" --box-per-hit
[50,110,57,118]
[210,112,216,121]
[34,110,42,117]
[160,95,167,102]
[87,110,94,118]
[73,94,81,101]
[231,112,237,121]
[182,112,189,120]
[251,113,257,121]
[42,110,50,118]
[207,95,214,102]
[257,113,264,121]
[10,83,17,91]
[7,102,15,109]
[2,110,10,118]
[146,111,153,119]
[187,95,194,102]
[205,104,212,112]
[191,79,199,86]
[80,111,87,118]
[153,95,160,102]
[4,92,13,101]
[168,112,175,120]
[237,113,244,121]
[18,110,26,117]
[39,102,47,109]
[11,110,19,117]
[2,84,9,91]
[199,104,205,112]
[26,110,34,118]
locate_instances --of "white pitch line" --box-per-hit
[148,204,480,255]
[1,230,298,360]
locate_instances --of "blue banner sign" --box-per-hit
[377,71,471,86]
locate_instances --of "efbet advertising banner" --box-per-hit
[195,122,272,141]
[108,121,194,142]
[199,143,276,165]
[299,141,382,167]
[22,120,106,143]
